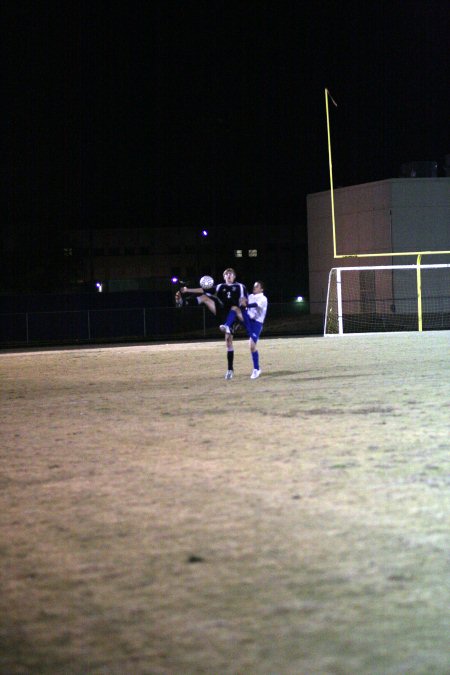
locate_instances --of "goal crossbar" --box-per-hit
[326,264,450,272]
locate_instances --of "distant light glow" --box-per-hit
[96,282,103,293]
[295,296,304,303]
[171,277,179,284]
[201,229,208,237]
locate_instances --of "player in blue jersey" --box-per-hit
[219,281,268,379]
[178,268,247,379]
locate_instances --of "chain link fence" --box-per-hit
[0,304,322,347]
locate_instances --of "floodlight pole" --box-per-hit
[325,88,338,259]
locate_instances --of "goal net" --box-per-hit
[324,264,450,335]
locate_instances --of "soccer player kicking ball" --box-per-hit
[219,281,268,379]
[178,268,248,379]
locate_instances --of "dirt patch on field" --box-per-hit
[1,333,449,674]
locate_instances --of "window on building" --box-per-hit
[234,249,243,257]
[248,249,258,257]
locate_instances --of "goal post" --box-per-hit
[324,263,450,335]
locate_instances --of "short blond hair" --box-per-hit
[223,268,236,277]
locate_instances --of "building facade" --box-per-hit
[307,177,450,315]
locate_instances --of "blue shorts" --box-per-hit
[242,311,263,343]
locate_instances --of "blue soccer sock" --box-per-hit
[252,351,259,370]
[224,309,237,328]
[241,308,252,337]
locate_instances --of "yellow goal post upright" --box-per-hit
[324,88,450,334]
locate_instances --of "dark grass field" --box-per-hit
[1,332,449,674]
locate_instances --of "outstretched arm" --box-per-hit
[180,286,205,295]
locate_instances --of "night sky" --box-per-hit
[3,0,449,240]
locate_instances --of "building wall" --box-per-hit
[390,179,450,261]
[63,225,303,299]
[307,178,450,315]
[65,226,213,289]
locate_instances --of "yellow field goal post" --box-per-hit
[324,88,450,334]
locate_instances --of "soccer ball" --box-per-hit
[199,275,214,290]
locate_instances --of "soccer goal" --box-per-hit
[324,264,450,335]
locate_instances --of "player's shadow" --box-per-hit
[265,369,305,378]
[266,371,369,381]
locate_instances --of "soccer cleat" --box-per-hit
[230,320,241,335]
[219,324,231,334]
[224,369,233,379]
[250,369,261,379]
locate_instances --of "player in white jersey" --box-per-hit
[219,281,268,379]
